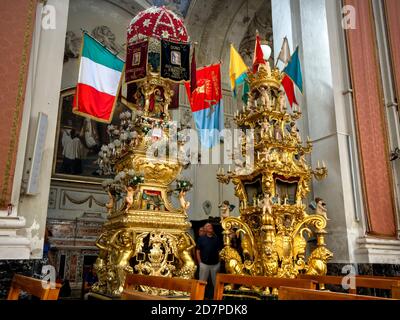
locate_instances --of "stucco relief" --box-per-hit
[239,1,273,66]
[64,26,124,63]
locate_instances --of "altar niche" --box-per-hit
[274,175,299,205]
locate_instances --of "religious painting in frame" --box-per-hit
[52,88,129,183]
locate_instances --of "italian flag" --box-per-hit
[73,33,124,123]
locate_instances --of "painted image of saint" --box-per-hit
[171,50,181,65]
[132,51,141,66]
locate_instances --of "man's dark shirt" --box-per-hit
[85,272,98,286]
[197,234,221,265]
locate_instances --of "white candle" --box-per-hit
[322,160,326,168]
[317,161,321,168]
[228,165,231,172]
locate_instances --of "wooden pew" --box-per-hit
[122,290,170,300]
[213,273,317,300]
[123,274,206,300]
[298,274,400,299]
[7,274,61,300]
[278,286,396,300]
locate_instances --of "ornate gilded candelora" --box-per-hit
[92,7,196,297]
[217,61,333,282]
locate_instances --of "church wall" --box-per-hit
[0,0,69,260]
[0,0,38,259]
[384,0,400,105]
[297,0,354,263]
[381,0,400,238]
[344,0,396,238]
[0,0,37,211]
[15,0,70,259]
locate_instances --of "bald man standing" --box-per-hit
[196,223,222,288]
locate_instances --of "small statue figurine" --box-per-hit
[259,193,273,215]
[315,197,329,220]
[125,186,136,212]
[289,122,302,143]
[179,190,190,213]
[259,87,270,110]
[260,120,270,138]
[278,91,286,113]
[273,121,283,140]
[105,190,115,216]
[219,200,235,219]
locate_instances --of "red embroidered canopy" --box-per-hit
[127,6,189,44]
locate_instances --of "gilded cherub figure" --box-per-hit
[105,190,115,216]
[179,190,190,214]
[109,231,134,295]
[218,200,234,220]
[175,233,196,279]
[125,186,137,212]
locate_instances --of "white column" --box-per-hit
[0,0,69,259]
[271,0,367,263]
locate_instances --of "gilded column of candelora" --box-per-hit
[91,7,196,297]
[217,61,333,280]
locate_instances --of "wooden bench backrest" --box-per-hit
[124,274,206,300]
[278,286,396,300]
[121,289,170,300]
[213,273,317,300]
[7,274,61,300]
[298,274,400,298]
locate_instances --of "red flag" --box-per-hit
[282,75,298,108]
[185,63,222,112]
[253,34,265,73]
[125,39,148,84]
[190,47,197,94]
